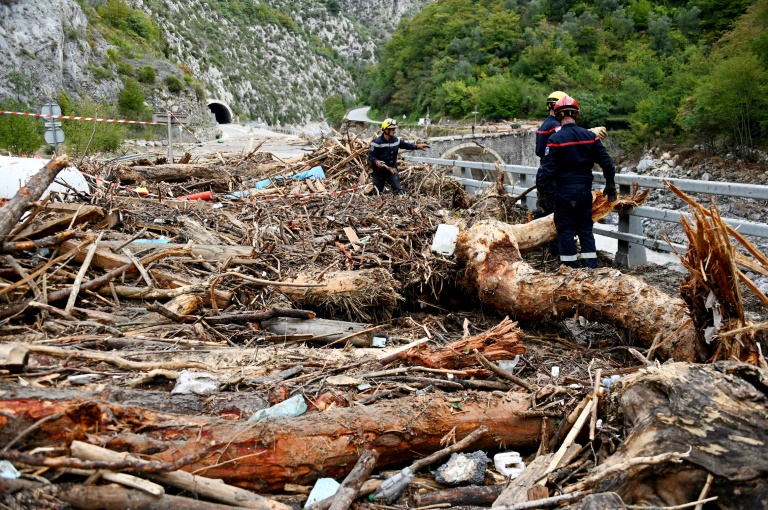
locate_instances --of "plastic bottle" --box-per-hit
[369,467,414,504]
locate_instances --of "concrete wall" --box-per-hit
[421,130,538,167]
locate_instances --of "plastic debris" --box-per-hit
[497,355,520,372]
[0,156,89,199]
[248,394,307,422]
[171,370,220,396]
[305,478,340,508]
[431,224,460,256]
[0,461,20,479]
[494,451,526,479]
[369,467,413,503]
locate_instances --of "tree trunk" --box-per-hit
[0,386,544,492]
[261,317,373,346]
[455,219,701,362]
[0,156,70,243]
[414,485,504,507]
[592,362,768,508]
[120,163,285,182]
[279,269,402,323]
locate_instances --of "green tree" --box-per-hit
[476,74,523,119]
[681,53,768,151]
[322,94,353,127]
[62,100,126,157]
[101,0,131,28]
[118,77,145,116]
[0,99,43,156]
[7,72,31,102]
[436,80,477,117]
[648,13,674,54]
[573,92,609,127]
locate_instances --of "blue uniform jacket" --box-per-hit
[536,123,615,194]
[535,115,560,160]
[368,134,419,171]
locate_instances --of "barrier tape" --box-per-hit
[167,110,201,142]
[1,110,163,125]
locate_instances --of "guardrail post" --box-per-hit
[463,165,479,195]
[524,172,536,211]
[614,183,647,267]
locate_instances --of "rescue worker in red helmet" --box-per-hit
[536,96,617,269]
[368,118,429,195]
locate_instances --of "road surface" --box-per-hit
[345,106,377,124]
[188,123,310,159]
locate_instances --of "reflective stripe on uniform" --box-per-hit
[579,252,597,259]
[547,137,599,148]
[560,254,578,262]
[370,141,400,148]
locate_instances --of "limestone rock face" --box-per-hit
[0,0,119,102]
[0,0,432,124]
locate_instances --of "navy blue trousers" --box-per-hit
[554,185,598,268]
[372,169,403,194]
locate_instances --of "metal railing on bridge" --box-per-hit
[403,155,768,267]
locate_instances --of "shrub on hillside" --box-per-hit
[119,77,145,116]
[165,75,184,92]
[62,100,127,156]
[137,66,156,84]
[0,99,43,156]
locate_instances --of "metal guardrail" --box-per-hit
[404,155,768,267]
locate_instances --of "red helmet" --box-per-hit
[554,96,580,120]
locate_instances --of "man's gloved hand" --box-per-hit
[590,126,608,139]
[375,160,385,168]
[604,182,617,202]
[417,143,430,149]
[536,192,547,215]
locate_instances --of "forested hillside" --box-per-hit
[361,0,768,152]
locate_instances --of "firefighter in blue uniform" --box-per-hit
[368,118,428,195]
[536,96,617,269]
[534,91,567,220]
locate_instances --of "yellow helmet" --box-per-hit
[546,91,567,110]
[381,118,398,130]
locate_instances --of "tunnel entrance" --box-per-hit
[207,100,233,124]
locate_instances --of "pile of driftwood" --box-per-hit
[0,138,766,510]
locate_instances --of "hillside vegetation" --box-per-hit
[362,0,768,153]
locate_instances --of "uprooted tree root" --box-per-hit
[667,182,768,365]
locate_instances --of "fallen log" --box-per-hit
[0,386,545,492]
[0,155,70,243]
[414,485,504,507]
[279,268,403,323]
[586,362,768,508]
[0,229,77,253]
[119,162,285,182]
[455,219,701,362]
[261,317,372,346]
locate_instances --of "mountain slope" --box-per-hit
[0,0,432,124]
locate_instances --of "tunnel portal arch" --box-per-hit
[440,142,510,184]
[207,100,234,124]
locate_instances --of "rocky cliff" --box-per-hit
[0,0,432,126]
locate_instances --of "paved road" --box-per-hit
[345,106,377,124]
[188,123,310,159]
